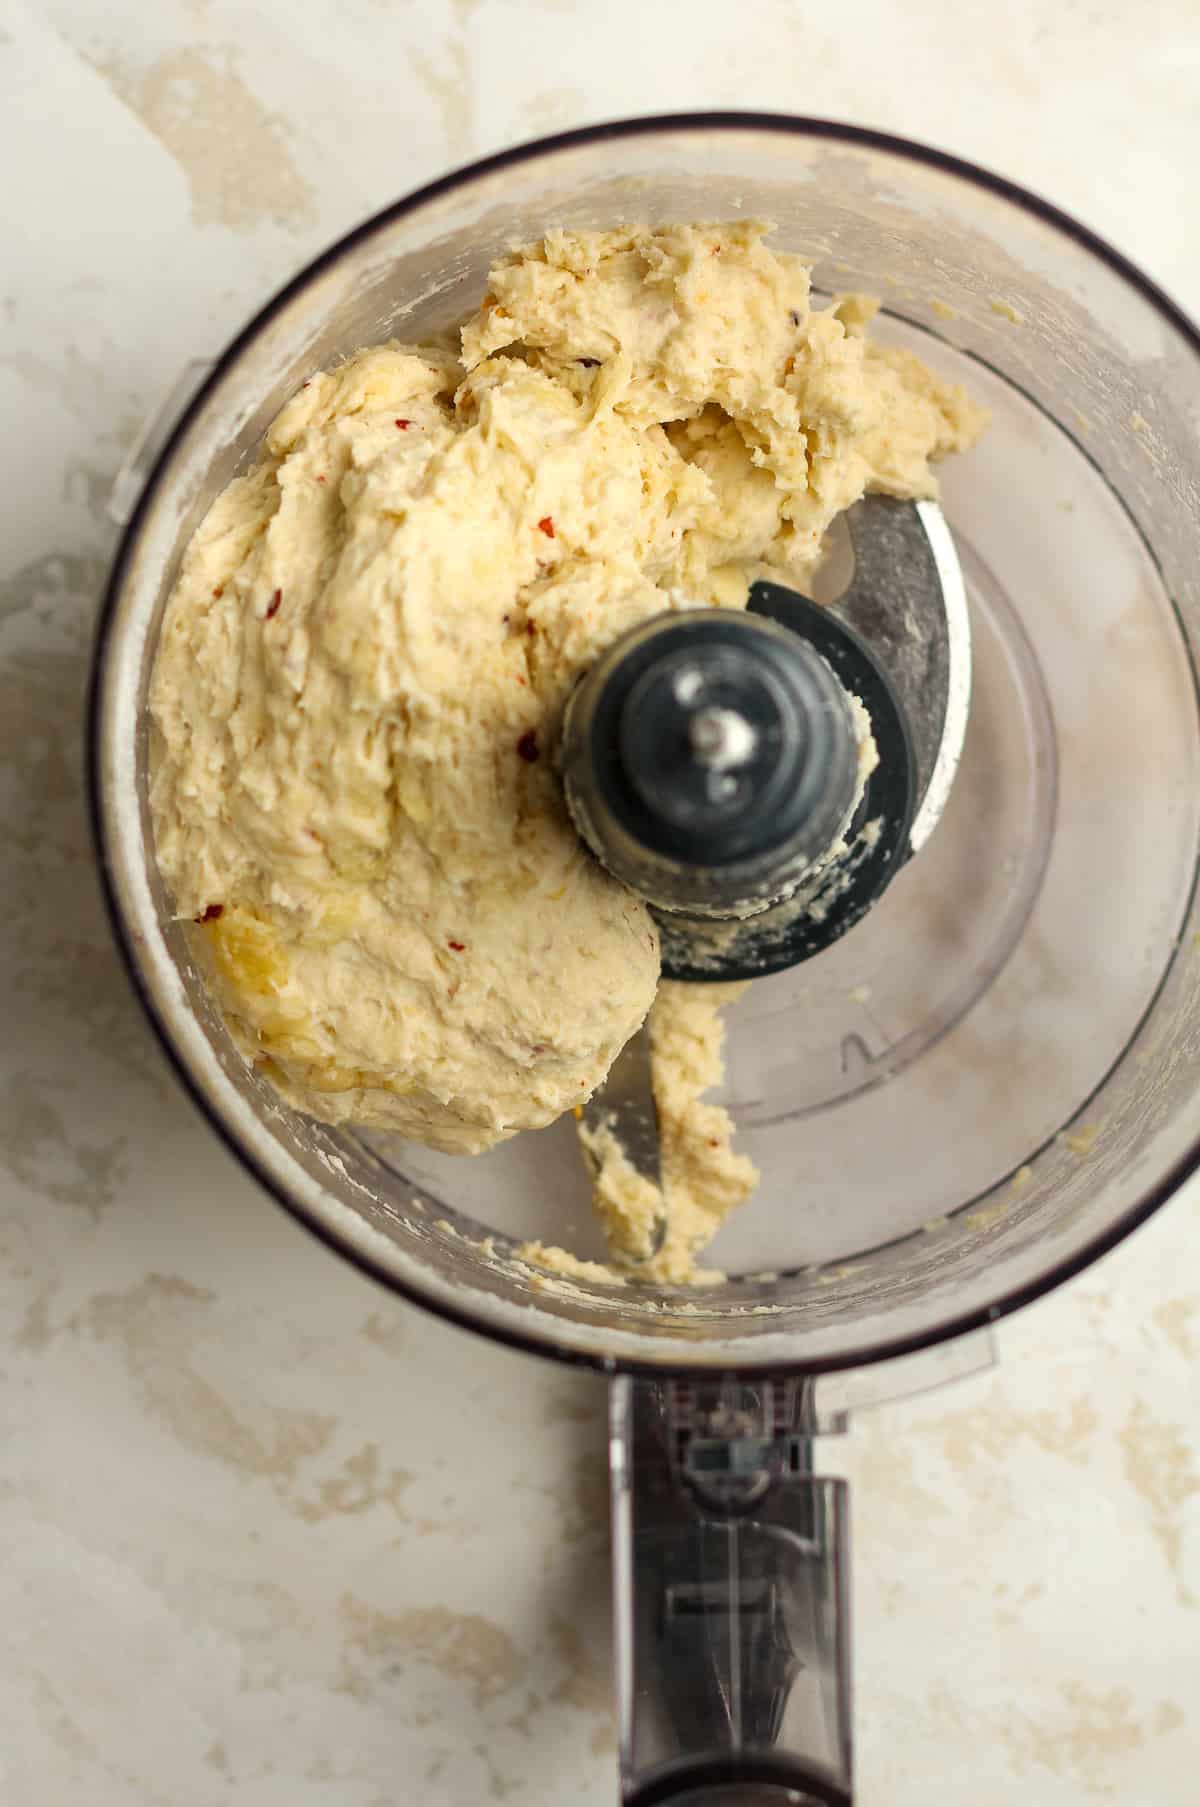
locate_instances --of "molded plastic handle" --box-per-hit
[611,1376,853,1806]
[609,1331,996,1805]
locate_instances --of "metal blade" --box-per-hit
[830,495,970,853]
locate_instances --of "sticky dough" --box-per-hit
[523,982,758,1287]
[150,221,984,1260]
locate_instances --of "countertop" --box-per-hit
[2,1,1198,1800]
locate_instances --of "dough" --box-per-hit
[527,982,757,1287]
[150,221,984,1248]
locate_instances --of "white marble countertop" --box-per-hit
[2,2,1199,1800]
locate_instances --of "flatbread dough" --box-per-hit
[558,981,757,1286]
[150,220,983,1258]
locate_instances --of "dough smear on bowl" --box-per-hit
[150,220,985,1262]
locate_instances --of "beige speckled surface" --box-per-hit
[2,1,1199,1800]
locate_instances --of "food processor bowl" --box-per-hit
[89,116,1200,1802]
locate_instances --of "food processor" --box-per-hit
[88,117,1200,1805]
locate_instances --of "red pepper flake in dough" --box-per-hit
[316,474,326,484]
[447,939,466,952]
[212,585,224,599]
[516,729,539,763]
[537,515,555,538]
[196,903,224,923]
[266,588,282,619]
[394,418,411,430]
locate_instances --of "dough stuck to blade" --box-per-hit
[525,982,757,1287]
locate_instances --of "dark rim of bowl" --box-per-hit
[87,111,1200,1378]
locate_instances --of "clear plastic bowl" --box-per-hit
[90,115,1200,1375]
